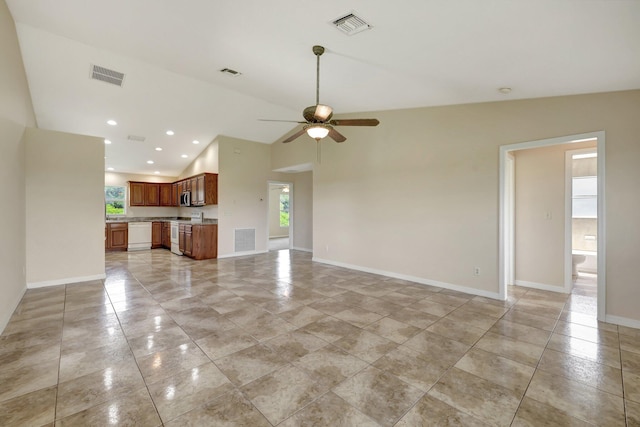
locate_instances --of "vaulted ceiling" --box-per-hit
[7,0,640,176]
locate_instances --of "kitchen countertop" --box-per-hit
[106,217,217,224]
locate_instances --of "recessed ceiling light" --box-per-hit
[192,140,199,144]
[166,130,174,136]
[147,160,154,164]
[154,171,160,174]
[155,147,162,151]
[107,119,117,126]
[181,154,188,158]
[104,139,112,144]
[498,87,512,94]
[107,167,114,171]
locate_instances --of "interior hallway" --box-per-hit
[1,250,638,425]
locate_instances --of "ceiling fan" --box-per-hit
[262,45,379,143]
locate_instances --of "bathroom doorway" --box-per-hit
[268,182,292,251]
[499,131,606,320]
[567,148,598,299]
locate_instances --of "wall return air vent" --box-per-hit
[331,13,372,36]
[90,64,125,87]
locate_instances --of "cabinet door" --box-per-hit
[162,223,170,248]
[172,183,179,206]
[129,182,145,206]
[159,184,173,206]
[108,223,128,250]
[204,173,218,205]
[179,224,185,252]
[151,222,162,248]
[191,224,217,260]
[145,183,160,206]
[184,225,193,257]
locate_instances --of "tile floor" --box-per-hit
[1,250,639,426]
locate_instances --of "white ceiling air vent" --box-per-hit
[127,135,146,142]
[220,68,242,77]
[90,64,125,87]
[331,13,372,35]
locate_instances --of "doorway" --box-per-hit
[268,182,293,251]
[499,131,606,320]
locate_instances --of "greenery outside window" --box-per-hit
[279,193,289,227]
[105,186,126,215]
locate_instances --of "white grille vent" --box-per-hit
[127,135,146,142]
[234,228,256,252]
[331,13,372,35]
[90,64,125,87]
[220,68,242,77]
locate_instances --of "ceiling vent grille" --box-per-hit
[90,64,125,87]
[127,135,146,142]
[220,68,242,77]
[331,13,372,35]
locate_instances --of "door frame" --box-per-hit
[499,131,606,320]
[267,180,294,249]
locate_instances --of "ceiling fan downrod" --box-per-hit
[313,45,324,106]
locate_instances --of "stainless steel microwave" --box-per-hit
[180,191,191,207]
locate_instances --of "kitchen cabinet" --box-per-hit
[145,183,160,206]
[179,223,185,253]
[159,183,173,206]
[172,183,179,207]
[151,222,162,248]
[161,222,171,248]
[179,223,217,260]
[106,223,128,251]
[129,182,146,206]
[190,173,218,206]
[183,224,193,257]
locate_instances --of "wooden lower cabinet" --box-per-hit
[178,223,217,260]
[161,222,171,248]
[151,222,162,248]
[106,223,128,251]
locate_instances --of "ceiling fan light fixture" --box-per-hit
[314,104,333,121]
[305,124,330,140]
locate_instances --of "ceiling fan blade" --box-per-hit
[329,119,380,127]
[259,119,307,124]
[328,128,346,143]
[282,128,307,143]
[313,104,333,121]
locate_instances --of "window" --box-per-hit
[105,186,126,215]
[572,176,597,218]
[279,193,290,227]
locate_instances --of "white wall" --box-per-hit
[0,0,35,333]
[105,171,178,218]
[25,128,105,287]
[271,90,640,324]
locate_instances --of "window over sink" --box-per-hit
[105,186,126,215]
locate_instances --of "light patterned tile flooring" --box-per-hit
[1,250,639,426]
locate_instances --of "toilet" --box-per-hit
[572,254,586,280]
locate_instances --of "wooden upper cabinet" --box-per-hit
[172,183,179,206]
[129,182,146,206]
[191,173,218,206]
[159,183,173,206]
[145,183,160,206]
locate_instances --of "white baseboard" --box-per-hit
[269,235,289,239]
[0,286,27,335]
[292,247,312,253]
[27,273,106,289]
[312,257,501,300]
[217,250,268,259]
[605,314,640,330]
[514,280,569,294]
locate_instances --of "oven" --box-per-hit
[170,221,182,255]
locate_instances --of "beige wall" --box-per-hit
[0,0,35,332]
[25,128,105,286]
[514,141,596,290]
[271,90,640,323]
[292,171,313,251]
[105,171,179,218]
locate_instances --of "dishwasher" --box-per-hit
[127,222,152,251]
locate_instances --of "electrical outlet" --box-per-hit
[473,267,480,276]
